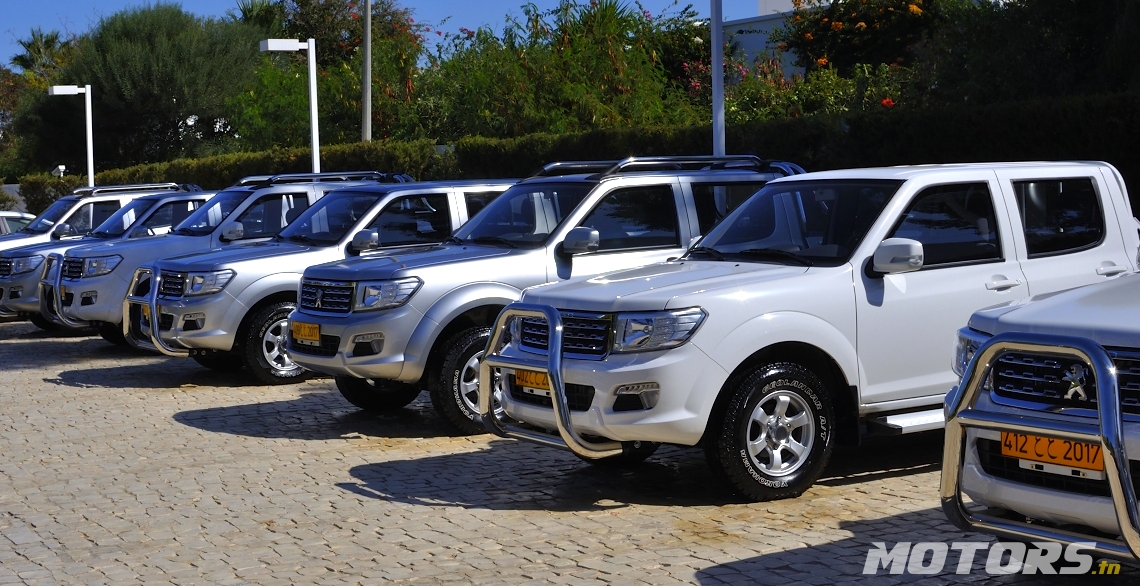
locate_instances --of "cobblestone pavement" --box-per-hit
[0,320,1128,584]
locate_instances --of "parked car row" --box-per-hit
[5,158,1140,561]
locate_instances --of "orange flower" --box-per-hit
[817,57,829,67]
[831,21,843,31]
[908,4,922,15]
[881,97,895,108]
[804,32,813,41]
[855,21,867,31]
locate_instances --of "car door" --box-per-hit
[564,181,690,278]
[994,169,1133,296]
[367,193,452,247]
[855,177,1029,405]
[230,190,312,241]
[136,198,206,237]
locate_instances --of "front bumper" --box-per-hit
[942,333,1140,562]
[478,303,727,460]
[285,305,425,381]
[123,267,244,356]
[0,269,43,315]
[44,256,132,326]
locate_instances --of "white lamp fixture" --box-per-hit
[47,84,95,187]
[260,38,321,173]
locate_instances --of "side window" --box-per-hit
[369,194,451,246]
[143,200,202,233]
[235,193,310,239]
[1012,177,1104,257]
[65,203,94,234]
[463,191,502,219]
[578,186,680,252]
[91,201,121,228]
[691,182,770,234]
[889,182,1001,267]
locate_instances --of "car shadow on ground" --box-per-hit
[47,360,264,389]
[692,507,1126,584]
[172,390,462,440]
[337,432,946,512]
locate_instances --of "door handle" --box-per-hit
[1096,266,1128,276]
[986,279,1021,291]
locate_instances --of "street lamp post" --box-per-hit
[47,84,94,187]
[362,0,372,142]
[710,0,725,156]
[260,38,321,172]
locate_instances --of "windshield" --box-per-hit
[452,182,593,248]
[90,198,154,238]
[173,189,249,236]
[23,199,76,233]
[692,179,903,266]
[278,190,383,245]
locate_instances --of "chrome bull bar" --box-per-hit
[38,253,89,329]
[941,332,1140,562]
[478,303,624,459]
[0,284,16,318]
[122,266,188,357]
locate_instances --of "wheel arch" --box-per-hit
[232,288,298,351]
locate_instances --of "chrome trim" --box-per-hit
[479,303,623,459]
[516,310,613,361]
[41,253,89,329]
[941,332,1140,562]
[122,265,188,357]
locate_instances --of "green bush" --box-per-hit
[17,174,84,215]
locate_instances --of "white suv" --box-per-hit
[479,162,1140,501]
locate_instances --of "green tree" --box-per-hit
[9,27,73,89]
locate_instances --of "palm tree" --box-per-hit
[10,27,71,86]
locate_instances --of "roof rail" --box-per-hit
[235,171,415,187]
[527,160,620,178]
[597,155,808,177]
[71,182,192,197]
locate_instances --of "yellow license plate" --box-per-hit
[1001,431,1104,471]
[291,321,320,344]
[514,369,550,390]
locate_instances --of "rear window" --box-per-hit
[1013,177,1105,257]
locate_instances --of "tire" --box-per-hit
[29,314,60,332]
[192,351,245,372]
[242,302,311,385]
[575,441,660,467]
[97,321,127,346]
[428,327,503,435]
[706,362,834,501]
[335,376,422,411]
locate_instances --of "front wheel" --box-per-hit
[706,362,833,501]
[243,302,311,385]
[428,327,502,434]
[335,376,422,411]
[97,321,127,346]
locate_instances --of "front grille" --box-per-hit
[1112,350,1140,412]
[289,333,340,357]
[518,311,611,358]
[990,349,1140,414]
[0,259,11,277]
[975,438,1140,498]
[61,259,84,279]
[507,377,595,411]
[299,280,354,313]
[158,272,185,298]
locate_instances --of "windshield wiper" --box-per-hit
[737,248,813,267]
[90,230,113,238]
[287,234,327,246]
[173,227,198,236]
[470,236,517,248]
[685,246,725,261]
[443,235,464,245]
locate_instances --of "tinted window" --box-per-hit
[93,198,152,237]
[369,194,451,246]
[91,201,120,228]
[65,203,94,234]
[235,193,310,239]
[578,186,680,251]
[23,198,76,233]
[6,217,30,232]
[890,183,1001,266]
[463,191,502,218]
[141,200,203,235]
[692,182,769,233]
[1013,177,1104,257]
[280,191,383,244]
[175,189,250,235]
[455,182,593,248]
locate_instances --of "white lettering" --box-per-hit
[1060,543,1094,575]
[950,541,988,574]
[863,542,911,575]
[1022,542,1061,575]
[906,542,947,575]
[985,542,1025,574]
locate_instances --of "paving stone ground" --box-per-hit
[0,320,1129,584]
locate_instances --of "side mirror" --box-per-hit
[350,229,380,252]
[130,226,153,239]
[562,227,600,255]
[219,221,244,242]
[50,223,71,240]
[872,238,924,275]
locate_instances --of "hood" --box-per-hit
[67,233,190,258]
[0,237,92,259]
[157,241,313,272]
[304,243,510,281]
[523,260,809,312]
[0,232,44,252]
[969,273,1140,348]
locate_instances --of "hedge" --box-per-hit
[18,175,86,215]
[21,90,1140,213]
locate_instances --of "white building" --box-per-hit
[723,0,802,75]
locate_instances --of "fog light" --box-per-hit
[81,291,97,306]
[182,312,205,331]
[614,382,660,410]
[9,286,22,299]
[352,333,384,356]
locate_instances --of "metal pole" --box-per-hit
[307,38,321,172]
[362,0,372,142]
[83,85,94,186]
[710,0,725,156]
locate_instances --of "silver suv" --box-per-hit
[288,156,804,433]
[45,172,412,343]
[124,179,513,384]
[0,189,215,338]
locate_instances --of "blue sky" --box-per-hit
[2,1,763,69]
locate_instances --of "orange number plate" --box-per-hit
[514,369,550,390]
[290,321,320,345]
[1001,431,1103,471]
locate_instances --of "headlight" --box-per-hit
[354,277,422,311]
[953,329,990,379]
[184,270,235,296]
[612,307,706,353]
[84,255,122,277]
[10,255,44,275]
